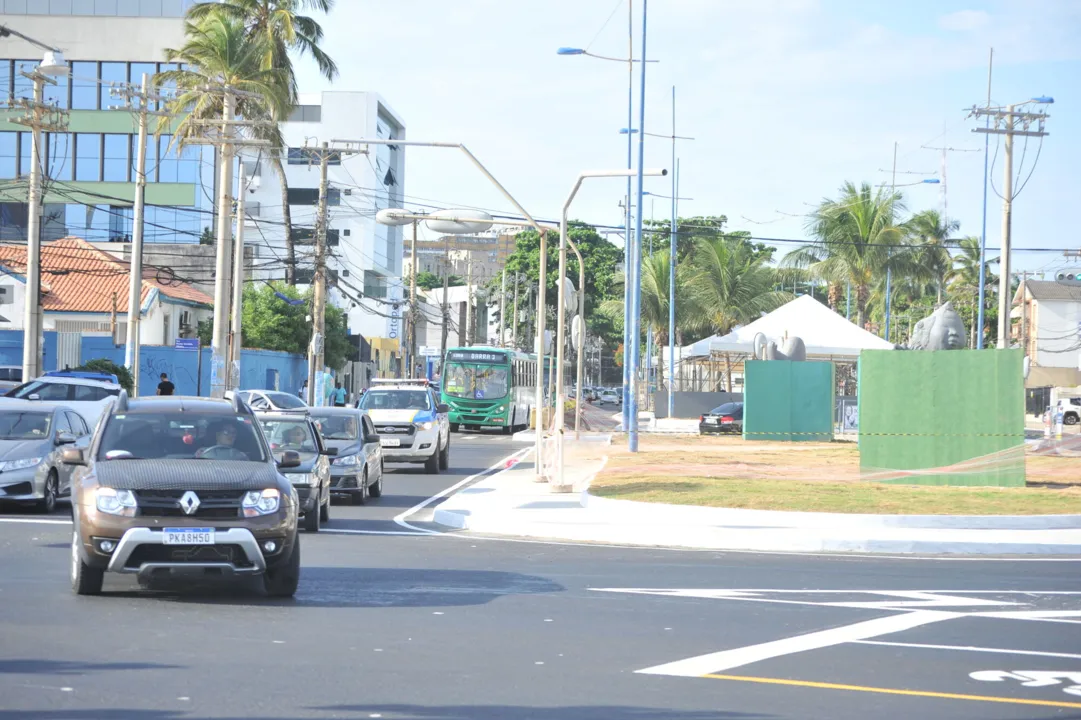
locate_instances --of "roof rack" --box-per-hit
[44,369,119,384]
[369,378,430,385]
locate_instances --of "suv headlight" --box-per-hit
[286,473,314,486]
[242,489,280,517]
[494,405,506,414]
[95,488,137,517]
[415,421,434,431]
[0,456,43,472]
[331,454,358,467]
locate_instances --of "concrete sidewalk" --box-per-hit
[433,452,1081,555]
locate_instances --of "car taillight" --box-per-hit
[699,415,704,422]
[721,416,734,422]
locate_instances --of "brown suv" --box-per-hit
[65,393,302,597]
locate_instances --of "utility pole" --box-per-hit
[499,264,507,347]
[110,292,118,344]
[464,257,473,347]
[440,233,450,358]
[8,61,67,382]
[408,218,418,378]
[113,72,168,396]
[884,141,897,341]
[229,161,248,390]
[970,101,1050,349]
[1019,270,1029,357]
[511,273,520,349]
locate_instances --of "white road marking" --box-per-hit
[637,610,960,677]
[971,671,1081,695]
[321,529,428,536]
[855,640,1081,660]
[392,447,530,534]
[0,518,71,525]
[461,435,479,440]
[591,588,1037,612]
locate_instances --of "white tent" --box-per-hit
[685,295,894,359]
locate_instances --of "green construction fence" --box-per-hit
[743,360,834,442]
[858,349,1025,487]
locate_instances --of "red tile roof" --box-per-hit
[0,237,213,313]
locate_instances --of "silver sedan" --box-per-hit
[0,401,92,513]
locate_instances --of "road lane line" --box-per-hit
[853,640,1081,660]
[321,529,430,536]
[393,447,530,535]
[700,674,1081,709]
[636,610,960,677]
[0,518,72,525]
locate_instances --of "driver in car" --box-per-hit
[280,425,308,451]
[195,422,244,459]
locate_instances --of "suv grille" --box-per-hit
[124,544,253,569]
[374,424,415,436]
[134,489,244,519]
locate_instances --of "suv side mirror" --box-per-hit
[365,433,380,444]
[322,446,339,456]
[56,432,76,446]
[277,450,301,470]
[437,404,450,414]
[61,448,86,466]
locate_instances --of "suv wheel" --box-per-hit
[438,435,450,471]
[424,445,441,474]
[1065,413,1079,426]
[450,422,460,433]
[352,470,369,505]
[303,499,321,533]
[264,535,300,598]
[37,471,57,514]
[70,533,103,596]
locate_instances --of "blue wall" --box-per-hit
[3,331,306,397]
[0,330,58,372]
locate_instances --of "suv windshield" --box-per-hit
[97,413,266,462]
[259,418,319,458]
[359,390,431,411]
[0,412,51,439]
[443,363,508,400]
[312,414,358,440]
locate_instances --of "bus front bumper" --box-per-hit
[448,408,508,426]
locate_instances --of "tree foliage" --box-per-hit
[77,359,134,394]
[409,271,463,291]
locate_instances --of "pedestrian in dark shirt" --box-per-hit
[157,373,175,396]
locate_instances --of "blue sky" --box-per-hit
[295,0,1081,275]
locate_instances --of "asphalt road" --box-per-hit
[1,434,1080,720]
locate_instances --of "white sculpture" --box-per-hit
[753,332,807,361]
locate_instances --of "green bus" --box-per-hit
[440,346,543,433]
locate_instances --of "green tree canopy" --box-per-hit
[410,271,463,291]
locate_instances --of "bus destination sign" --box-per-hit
[447,350,506,364]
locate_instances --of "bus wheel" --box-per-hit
[502,425,512,435]
[450,422,460,433]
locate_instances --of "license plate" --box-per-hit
[705,418,718,424]
[380,438,400,447]
[163,528,214,545]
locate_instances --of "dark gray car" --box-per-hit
[0,400,92,512]
[256,411,332,533]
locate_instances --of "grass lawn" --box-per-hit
[591,435,1081,515]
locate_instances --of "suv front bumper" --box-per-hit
[107,527,268,577]
[380,426,440,462]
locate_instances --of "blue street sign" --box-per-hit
[175,338,200,352]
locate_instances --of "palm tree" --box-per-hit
[905,209,961,304]
[158,15,290,152]
[690,236,791,390]
[600,252,702,396]
[189,0,338,285]
[785,181,912,329]
[949,236,998,348]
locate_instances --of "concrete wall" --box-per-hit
[652,391,744,419]
[0,329,58,372]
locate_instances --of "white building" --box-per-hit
[1015,279,1081,387]
[241,91,406,348]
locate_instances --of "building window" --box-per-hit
[71,61,98,109]
[99,62,127,109]
[103,134,130,182]
[46,133,73,181]
[327,229,339,247]
[43,64,71,109]
[364,274,388,299]
[286,147,340,165]
[0,133,16,180]
[295,267,315,285]
[287,105,321,122]
[12,60,36,101]
[287,187,319,205]
[290,226,315,244]
[75,133,102,181]
[327,188,340,206]
[156,134,197,183]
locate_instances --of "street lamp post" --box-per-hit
[628,0,650,453]
[877,177,940,339]
[554,168,666,488]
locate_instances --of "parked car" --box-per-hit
[0,401,92,512]
[700,402,744,435]
[1056,398,1080,426]
[0,365,22,392]
[65,394,301,597]
[4,370,121,428]
[233,390,309,412]
[256,411,332,533]
[308,407,384,506]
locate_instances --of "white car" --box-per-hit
[232,390,309,412]
[598,390,621,405]
[0,365,22,392]
[3,370,121,429]
[356,380,450,474]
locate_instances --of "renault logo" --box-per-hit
[179,491,201,515]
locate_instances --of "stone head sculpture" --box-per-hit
[908,302,966,351]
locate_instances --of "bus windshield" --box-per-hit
[443,363,508,400]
